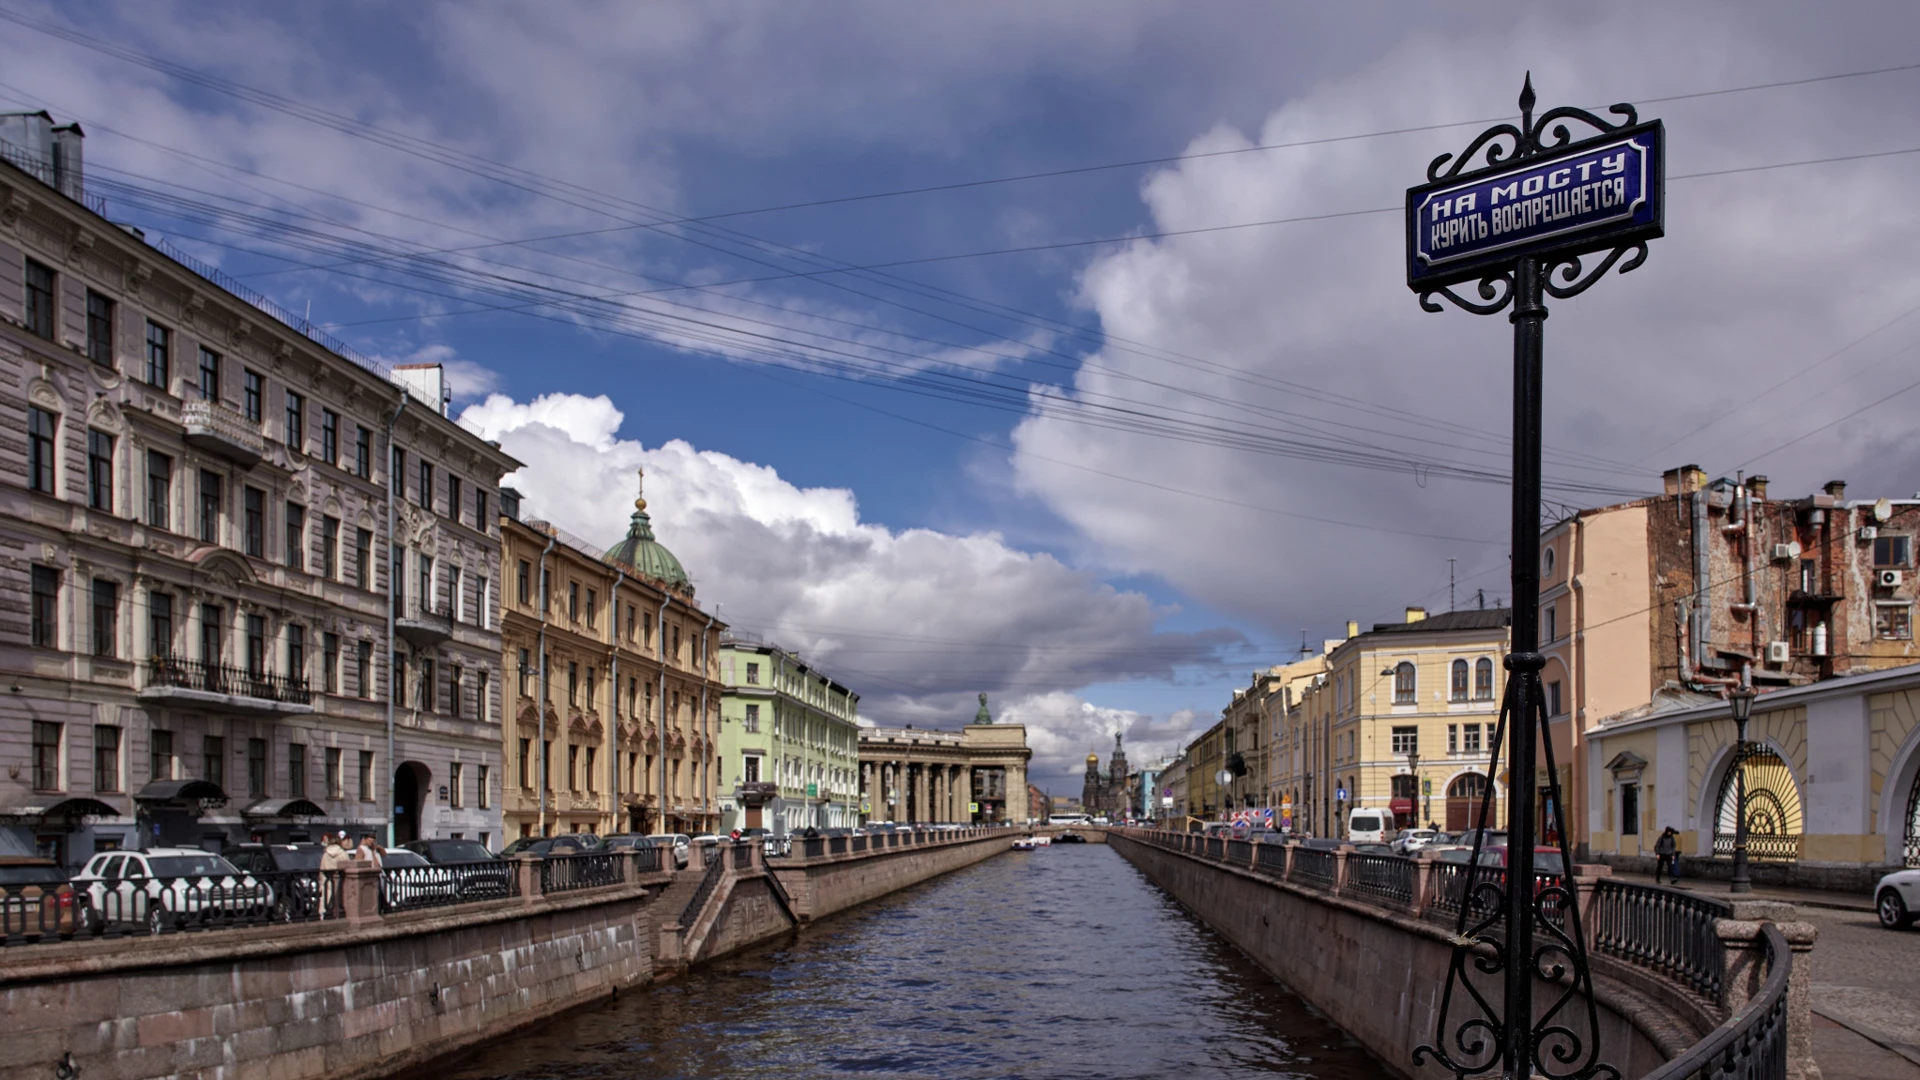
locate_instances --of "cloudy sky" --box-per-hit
[7,2,1919,790]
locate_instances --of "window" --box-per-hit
[477,670,490,723]
[144,322,170,388]
[1475,657,1494,700]
[746,662,760,685]
[148,591,172,659]
[321,516,339,579]
[419,657,435,711]
[1390,726,1417,755]
[541,568,551,611]
[198,348,221,401]
[93,726,121,793]
[450,762,464,809]
[326,747,343,800]
[245,614,266,676]
[392,652,406,705]
[478,764,490,809]
[1875,535,1913,568]
[417,554,433,615]
[24,258,55,339]
[203,735,224,788]
[418,461,433,510]
[289,743,307,798]
[517,738,531,789]
[30,565,58,647]
[1450,658,1469,702]
[243,370,262,422]
[354,426,371,478]
[1544,604,1558,644]
[354,528,372,590]
[744,755,761,784]
[518,648,531,696]
[27,406,56,494]
[286,624,305,684]
[1876,603,1913,641]
[447,475,461,522]
[146,451,171,529]
[1547,679,1564,717]
[585,588,596,627]
[1463,723,1483,754]
[517,560,531,604]
[391,446,405,499]
[85,289,113,365]
[356,640,372,699]
[1447,724,1458,754]
[567,745,579,792]
[585,666,596,708]
[151,730,174,783]
[320,409,338,465]
[569,582,579,621]
[91,578,118,658]
[285,502,305,569]
[585,747,597,793]
[1620,782,1640,837]
[198,470,221,543]
[284,390,304,450]
[322,632,339,694]
[247,738,267,798]
[474,489,488,530]
[744,703,760,733]
[1393,661,1416,705]
[199,605,223,665]
[87,429,113,511]
[32,722,61,791]
[243,487,264,557]
[450,665,463,719]
[358,750,374,802]
[567,661,579,706]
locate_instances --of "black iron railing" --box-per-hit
[1592,879,1729,1001]
[1711,833,1802,863]
[681,853,724,927]
[66,871,299,937]
[829,836,848,855]
[851,834,868,853]
[731,842,753,869]
[1641,924,1789,1080]
[1226,839,1252,867]
[540,853,622,895]
[146,655,314,705]
[1253,842,1288,877]
[1346,852,1415,905]
[1290,847,1337,888]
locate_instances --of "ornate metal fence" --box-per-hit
[681,853,725,927]
[1591,879,1729,1001]
[1345,852,1415,905]
[1290,847,1337,889]
[539,853,623,895]
[1641,924,1789,1080]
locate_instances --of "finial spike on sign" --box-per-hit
[1519,72,1536,130]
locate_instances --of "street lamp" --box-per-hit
[1407,748,1421,828]
[1728,685,1756,895]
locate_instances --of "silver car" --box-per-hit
[72,849,270,934]
[1876,867,1920,929]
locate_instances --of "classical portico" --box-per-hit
[857,698,1031,824]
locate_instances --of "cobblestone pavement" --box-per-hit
[1797,905,1920,1077]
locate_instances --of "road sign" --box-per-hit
[1163,788,1173,797]
[1406,121,1663,290]
[1161,796,1173,807]
[968,801,979,813]
[1422,778,1432,795]
[1335,787,1348,801]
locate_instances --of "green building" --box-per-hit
[716,639,861,833]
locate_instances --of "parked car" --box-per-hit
[1391,828,1439,855]
[646,834,692,869]
[403,838,496,864]
[1452,828,1510,851]
[403,838,514,900]
[501,834,600,858]
[378,849,460,909]
[0,856,80,938]
[1875,867,1920,929]
[72,849,269,934]
[225,843,326,921]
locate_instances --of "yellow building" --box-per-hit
[498,473,726,839]
[1586,660,1920,886]
[1275,607,1510,838]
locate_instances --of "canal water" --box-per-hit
[426,844,1386,1080]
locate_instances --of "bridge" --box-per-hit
[0,824,1817,1080]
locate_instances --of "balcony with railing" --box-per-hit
[180,400,267,468]
[138,656,314,716]
[394,594,453,647]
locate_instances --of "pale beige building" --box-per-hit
[858,699,1031,824]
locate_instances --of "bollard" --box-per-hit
[1332,844,1353,896]
[1411,852,1434,918]
[514,854,542,906]
[341,862,381,927]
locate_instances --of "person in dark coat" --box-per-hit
[1653,826,1681,883]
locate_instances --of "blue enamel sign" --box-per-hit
[1406,120,1663,289]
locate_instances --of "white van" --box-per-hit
[1347,808,1394,843]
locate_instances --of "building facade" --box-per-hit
[1272,607,1511,838]
[858,697,1031,824]
[497,475,725,841]
[0,123,517,864]
[1081,733,1132,818]
[715,639,860,833]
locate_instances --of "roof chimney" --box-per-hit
[1823,479,1847,501]
[1405,606,1427,624]
[1345,619,1359,640]
[1663,464,1706,496]
[1748,475,1768,501]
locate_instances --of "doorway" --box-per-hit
[1445,772,1489,832]
[393,761,430,844]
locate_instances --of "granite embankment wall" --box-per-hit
[1110,832,1679,1080]
[0,828,1015,1080]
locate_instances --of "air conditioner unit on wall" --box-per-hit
[1860,526,1879,542]
[1770,543,1800,562]
[1880,569,1904,588]
[1767,641,1790,664]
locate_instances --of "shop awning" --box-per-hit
[135,779,229,804]
[241,797,325,819]
[0,797,121,819]
[1389,798,1415,816]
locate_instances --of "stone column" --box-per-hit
[341,862,381,927]
[1716,901,1820,1080]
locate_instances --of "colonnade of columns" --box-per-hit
[856,758,1030,823]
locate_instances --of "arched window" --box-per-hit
[1450,658,1469,702]
[1474,657,1495,700]
[1393,661,1417,705]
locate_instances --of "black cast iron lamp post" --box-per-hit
[1728,685,1756,895]
[1407,749,1420,829]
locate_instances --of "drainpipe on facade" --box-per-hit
[698,608,715,831]
[382,390,407,847]
[657,594,671,834]
[535,533,557,837]
[607,567,625,833]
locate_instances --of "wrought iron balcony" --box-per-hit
[737,781,780,807]
[394,595,453,647]
[180,400,266,468]
[138,655,314,716]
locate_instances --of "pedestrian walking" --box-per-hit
[1653,826,1681,884]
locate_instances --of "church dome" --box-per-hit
[1086,753,1099,763]
[603,468,689,590]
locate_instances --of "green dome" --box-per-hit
[604,469,689,589]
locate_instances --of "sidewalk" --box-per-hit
[1599,867,1875,913]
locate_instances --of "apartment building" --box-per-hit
[716,638,861,832]
[0,116,516,864]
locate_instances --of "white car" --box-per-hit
[1392,828,1439,855]
[72,849,271,935]
[646,833,691,870]
[378,849,459,910]
[1876,867,1920,929]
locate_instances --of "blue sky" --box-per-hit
[8,1,1920,788]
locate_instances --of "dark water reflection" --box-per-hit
[424,844,1386,1080]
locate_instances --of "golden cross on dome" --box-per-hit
[635,466,647,512]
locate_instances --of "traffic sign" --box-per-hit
[1335,787,1348,801]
